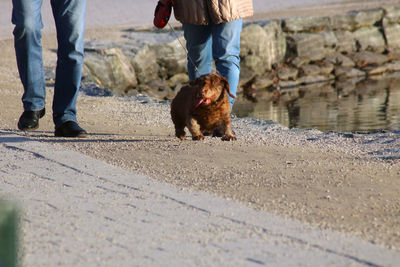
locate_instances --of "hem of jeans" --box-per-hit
[22,104,45,112]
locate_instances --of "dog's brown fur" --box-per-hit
[171,73,236,141]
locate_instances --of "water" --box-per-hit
[232,75,400,132]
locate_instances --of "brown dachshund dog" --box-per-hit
[171,73,237,141]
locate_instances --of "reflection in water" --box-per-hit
[233,75,400,132]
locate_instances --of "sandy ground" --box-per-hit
[4,132,399,266]
[1,0,400,256]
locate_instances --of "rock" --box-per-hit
[353,27,386,53]
[286,33,326,62]
[337,54,356,67]
[150,38,187,78]
[168,73,189,88]
[283,16,330,32]
[319,31,338,49]
[263,21,287,67]
[366,61,400,76]
[240,24,264,56]
[130,45,160,84]
[137,79,176,100]
[335,31,356,53]
[84,47,137,95]
[240,24,270,75]
[241,55,268,76]
[253,73,275,89]
[328,9,384,31]
[278,80,300,89]
[300,64,321,76]
[326,53,355,67]
[365,65,389,76]
[317,61,335,75]
[383,21,400,52]
[146,86,177,100]
[277,67,298,81]
[385,61,400,72]
[352,51,389,67]
[388,51,400,61]
[239,66,257,87]
[240,22,286,74]
[383,6,400,24]
[329,13,356,31]
[335,66,366,81]
[291,57,309,68]
[353,9,384,28]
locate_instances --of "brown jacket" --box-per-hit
[172,0,253,25]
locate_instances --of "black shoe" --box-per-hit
[18,108,46,131]
[55,121,87,138]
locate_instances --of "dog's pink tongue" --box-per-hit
[195,98,211,108]
[195,98,205,108]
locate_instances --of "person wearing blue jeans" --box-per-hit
[12,0,87,137]
[183,20,242,108]
[167,0,254,108]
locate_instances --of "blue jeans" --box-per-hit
[183,19,242,107]
[12,0,86,128]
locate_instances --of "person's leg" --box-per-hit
[182,23,212,80]
[12,0,46,112]
[212,19,243,108]
[50,0,86,128]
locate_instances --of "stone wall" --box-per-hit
[239,6,400,93]
[82,6,400,99]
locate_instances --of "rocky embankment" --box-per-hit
[80,6,400,101]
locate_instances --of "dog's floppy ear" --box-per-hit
[220,75,235,99]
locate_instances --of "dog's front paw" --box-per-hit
[175,128,186,140]
[221,134,236,141]
[192,134,205,141]
[176,133,186,140]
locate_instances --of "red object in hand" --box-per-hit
[154,0,172,29]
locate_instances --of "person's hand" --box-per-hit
[154,0,172,28]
